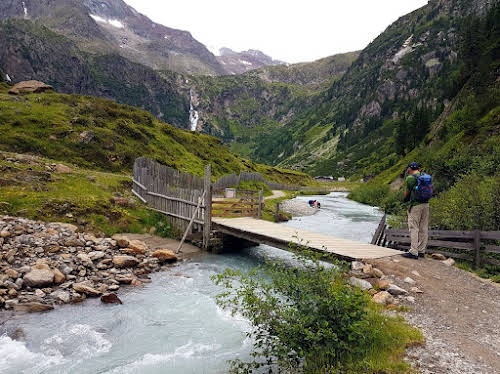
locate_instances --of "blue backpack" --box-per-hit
[413,173,434,202]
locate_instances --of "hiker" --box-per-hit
[308,200,316,207]
[402,162,433,260]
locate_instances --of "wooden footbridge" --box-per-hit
[132,158,402,260]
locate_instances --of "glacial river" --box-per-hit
[0,192,383,374]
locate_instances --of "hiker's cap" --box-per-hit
[408,162,420,170]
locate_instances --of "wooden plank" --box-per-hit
[211,201,259,206]
[382,235,474,251]
[480,231,500,240]
[147,207,203,225]
[257,189,263,219]
[203,164,212,250]
[484,244,500,254]
[371,214,386,245]
[147,191,202,207]
[132,189,147,203]
[473,230,481,269]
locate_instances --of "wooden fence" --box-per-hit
[372,215,500,267]
[212,189,263,218]
[132,157,212,248]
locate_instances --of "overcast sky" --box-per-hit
[125,0,428,63]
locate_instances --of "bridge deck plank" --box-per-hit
[213,217,403,260]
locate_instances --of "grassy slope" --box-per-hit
[0,152,173,237]
[0,83,313,186]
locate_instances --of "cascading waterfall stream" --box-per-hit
[189,89,199,132]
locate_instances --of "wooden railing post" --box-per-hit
[473,230,481,269]
[203,164,212,250]
[257,189,263,219]
[275,202,280,222]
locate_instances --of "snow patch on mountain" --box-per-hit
[90,14,124,29]
[22,1,27,17]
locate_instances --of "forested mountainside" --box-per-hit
[260,0,498,176]
[0,83,312,185]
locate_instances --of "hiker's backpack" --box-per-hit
[413,173,434,202]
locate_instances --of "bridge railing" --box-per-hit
[211,189,263,219]
[372,215,500,268]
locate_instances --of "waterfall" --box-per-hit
[189,89,199,132]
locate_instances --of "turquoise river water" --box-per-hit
[0,192,383,374]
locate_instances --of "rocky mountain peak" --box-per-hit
[217,47,286,75]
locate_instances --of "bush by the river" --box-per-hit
[212,246,421,373]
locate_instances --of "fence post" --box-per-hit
[203,164,212,250]
[473,230,481,269]
[275,202,280,222]
[257,189,263,219]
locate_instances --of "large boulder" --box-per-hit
[8,80,53,95]
[23,268,54,288]
[113,255,139,268]
[151,250,177,263]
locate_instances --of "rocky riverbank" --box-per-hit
[280,199,319,217]
[0,216,184,313]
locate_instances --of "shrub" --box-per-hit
[212,244,422,372]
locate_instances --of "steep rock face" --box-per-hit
[0,0,225,76]
[217,48,286,75]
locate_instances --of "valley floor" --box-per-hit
[368,256,500,374]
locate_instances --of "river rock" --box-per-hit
[371,268,384,278]
[349,277,372,290]
[362,264,373,274]
[410,287,424,294]
[53,268,66,284]
[377,279,391,290]
[431,253,446,260]
[151,250,178,263]
[77,253,93,267]
[6,269,19,279]
[52,290,70,303]
[443,258,455,266]
[404,277,416,285]
[14,302,54,313]
[351,261,365,271]
[88,251,106,261]
[387,284,408,296]
[112,235,130,248]
[101,293,122,305]
[23,268,54,288]
[0,230,10,238]
[372,291,394,305]
[113,256,139,268]
[126,240,148,255]
[72,282,101,296]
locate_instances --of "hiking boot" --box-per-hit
[402,252,418,260]
[418,252,426,258]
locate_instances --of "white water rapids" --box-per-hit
[0,193,383,374]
